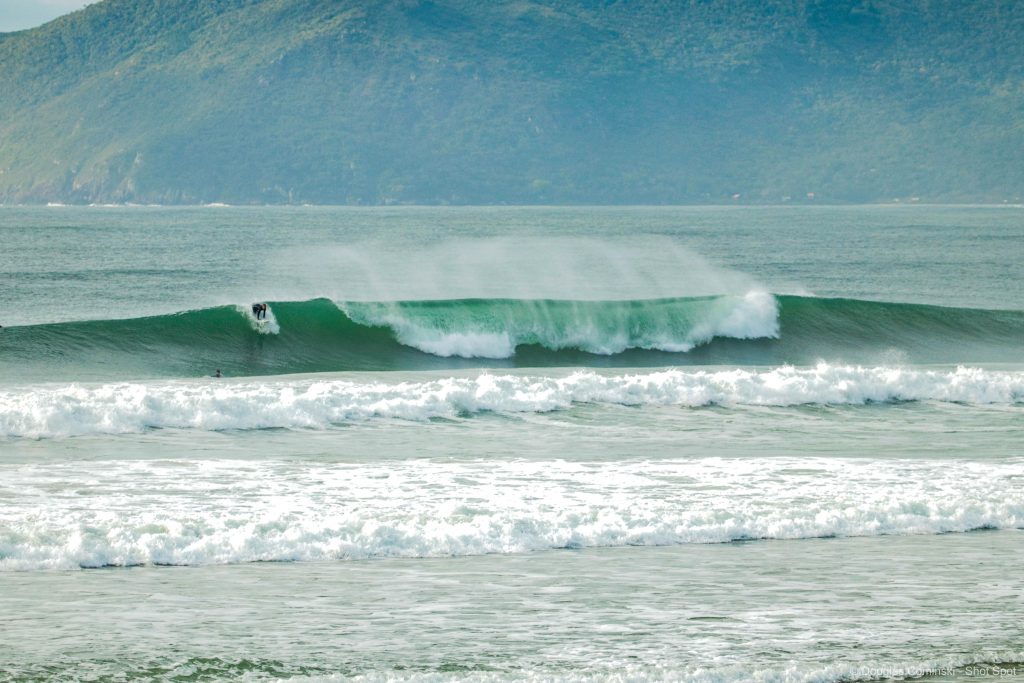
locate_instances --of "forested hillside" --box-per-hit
[1,0,1022,204]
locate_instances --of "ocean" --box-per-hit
[0,205,1021,682]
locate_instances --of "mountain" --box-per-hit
[0,0,1022,205]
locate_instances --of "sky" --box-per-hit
[0,0,92,32]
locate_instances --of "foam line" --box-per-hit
[340,291,779,358]
[1,365,1022,438]
[1,457,1021,570]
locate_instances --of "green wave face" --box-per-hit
[340,293,778,358]
[0,295,1021,381]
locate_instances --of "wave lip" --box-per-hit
[1,364,1022,438]
[1,295,1023,380]
[340,291,780,358]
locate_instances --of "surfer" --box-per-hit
[214,369,222,378]
[251,303,267,320]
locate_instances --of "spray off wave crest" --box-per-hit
[340,291,777,358]
[2,365,1023,438]
[0,293,782,380]
[1,294,1023,380]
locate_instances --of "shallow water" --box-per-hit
[1,205,1022,681]
[3,533,1022,681]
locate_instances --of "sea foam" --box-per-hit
[1,456,1021,570]
[333,653,1024,683]
[340,291,779,358]
[238,303,280,334]
[1,364,1021,439]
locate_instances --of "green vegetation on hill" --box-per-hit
[1,0,1022,204]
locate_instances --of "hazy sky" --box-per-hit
[0,0,92,32]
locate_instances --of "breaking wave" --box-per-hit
[0,294,1022,379]
[1,364,1022,438]
[1,456,1021,570]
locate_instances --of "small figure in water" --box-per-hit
[214,369,222,378]
[252,303,267,320]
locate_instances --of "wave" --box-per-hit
[2,456,1021,569]
[2,458,1024,573]
[340,291,778,357]
[1,365,1022,438]
[0,294,1022,379]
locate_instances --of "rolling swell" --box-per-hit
[0,295,1021,380]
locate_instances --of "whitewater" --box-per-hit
[3,454,1022,570]
[4,293,1021,382]
[1,205,1022,683]
[2,365,1023,438]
